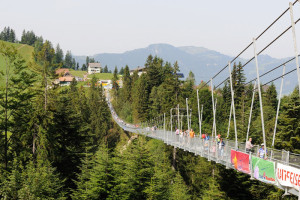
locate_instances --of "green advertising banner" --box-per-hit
[251,156,276,184]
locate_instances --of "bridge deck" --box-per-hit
[108,101,300,197]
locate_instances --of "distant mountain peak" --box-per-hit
[178,46,210,54]
[148,43,175,48]
[74,43,295,94]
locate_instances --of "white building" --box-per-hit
[129,66,146,76]
[88,63,101,74]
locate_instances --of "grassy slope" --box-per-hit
[69,69,87,78]
[0,40,35,86]
[88,73,115,80]
[0,40,34,65]
[68,70,119,80]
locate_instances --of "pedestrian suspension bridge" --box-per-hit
[108,1,300,198]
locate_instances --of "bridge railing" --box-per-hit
[108,100,300,197]
[110,100,300,169]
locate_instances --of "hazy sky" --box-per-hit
[1,0,300,58]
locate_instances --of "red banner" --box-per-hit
[231,150,250,174]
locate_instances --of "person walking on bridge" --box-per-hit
[189,129,195,138]
[258,144,268,159]
[204,133,210,141]
[218,138,225,157]
[246,138,254,154]
[204,133,209,151]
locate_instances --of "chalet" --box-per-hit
[88,63,101,74]
[129,66,146,76]
[56,68,71,77]
[59,76,74,86]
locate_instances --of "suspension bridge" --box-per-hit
[107,1,300,198]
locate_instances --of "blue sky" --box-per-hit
[1,0,300,58]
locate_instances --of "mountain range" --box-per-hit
[74,44,298,94]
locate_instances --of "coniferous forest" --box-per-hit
[0,27,299,199]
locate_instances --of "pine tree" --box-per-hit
[109,137,153,200]
[72,58,76,70]
[149,86,161,118]
[169,172,190,200]
[276,87,300,153]
[186,71,195,86]
[46,89,87,188]
[85,144,112,199]
[145,55,164,90]
[33,36,44,62]
[72,150,93,200]
[82,64,87,71]
[132,74,149,122]
[173,61,181,101]
[144,142,172,200]
[112,66,119,96]
[86,56,90,68]
[0,158,23,199]
[122,65,132,102]
[0,42,37,168]
[18,155,66,200]
[119,67,124,75]
[72,143,112,199]
[8,29,16,43]
[0,27,16,43]
[21,30,37,45]
[265,82,278,110]
[89,58,95,63]
[54,43,64,65]
[201,178,226,200]
[64,50,73,68]
[103,65,108,73]
[87,83,110,148]
[35,40,55,111]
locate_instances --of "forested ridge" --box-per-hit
[0,28,299,199]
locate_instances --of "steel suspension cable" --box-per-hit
[236,67,298,97]
[246,56,298,85]
[216,55,300,90]
[199,1,299,90]
[262,68,297,86]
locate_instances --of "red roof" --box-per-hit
[56,68,70,75]
[59,76,74,82]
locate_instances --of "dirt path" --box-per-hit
[17,44,25,50]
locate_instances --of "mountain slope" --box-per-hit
[74,44,298,94]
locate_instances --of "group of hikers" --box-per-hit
[173,129,226,157]
[246,137,268,159]
[170,127,268,159]
[149,123,268,159]
[175,128,195,138]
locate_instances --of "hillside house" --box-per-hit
[56,68,70,77]
[59,76,74,86]
[129,66,146,76]
[88,63,101,74]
